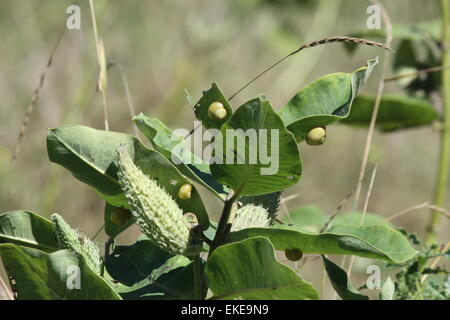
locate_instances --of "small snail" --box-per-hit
[285,248,303,261]
[207,101,227,120]
[305,127,326,146]
[178,184,193,200]
[110,208,132,226]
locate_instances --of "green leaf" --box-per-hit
[0,211,60,252]
[105,236,176,286]
[229,225,417,264]
[340,94,439,131]
[380,277,395,300]
[193,82,233,129]
[47,125,209,228]
[282,205,328,232]
[282,206,391,232]
[322,256,369,300]
[333,212,392,227]
[112,241,201,299]
[0,244,121,300]
[104,203,136,239]
[205,237,319,299]
[132,114,226,197]
[112,259,196,300]
[278,58,378,142]
[210,96,302,196]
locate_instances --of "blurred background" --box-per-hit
[0,0,448,299]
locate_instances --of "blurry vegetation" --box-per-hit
[0,0,448,299]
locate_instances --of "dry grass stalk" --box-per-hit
[11,25,66,165]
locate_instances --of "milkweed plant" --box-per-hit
[0,34,446,300]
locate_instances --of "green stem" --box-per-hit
[194,191,239,299]
[210,191,238,252]
[193,255,203,300]
[426,0,450,244]
[101,238,113,277]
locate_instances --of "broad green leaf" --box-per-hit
[105,235,176,286]
[0,211,60,252]
[322,256,368,300]
[282,205,328,232]
[104,204,136,239]
[340,94,439,131]
[47,125,209,228]
[210,96,302,196]
[112,259,197,300]
[282,206,391,232]
[205,237,319,300]
[132,114,226,197]
[0,244,121,300]
[380,277,395,300]
[333,212,392,227]
[105,234,202,300]
[278,58,378,142]
[193,82,233,129]
[229,225,417,264]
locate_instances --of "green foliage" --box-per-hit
[0,55,424,300]
[210,96,302,196]
[105,235,179,286]
[132,114,227,197]
[47,125,210,229]
[51,213,102,274]
[193,83,233,129]
[117,146,197,256]
[278,58,378,142]
[388,236,450,300]
[0,210,60,252]
[283,204,392,232]
[104,204,136,239]
[229,225,417,264]
[205,237,319,299]
[341,95,439,131]
[322,256,368,300]
[0,244,120,300]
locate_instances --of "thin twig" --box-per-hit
[352,0,392,215]
[107,61,139,136]
[385,202,450,221]
[89,0,109,131]
[384,65,450,82]
[11,22,66,165]
[185,36,390,140]
[91,223,105,241]
[420,240,450,284]
[337,3,392,300]
[228,36,391,101]
[319,175,368,233]
[346,164,378,278]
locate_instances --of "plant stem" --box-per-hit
[193,255,202,300]
[101,238,113,277]
[425,0,450,244]
[210,191,238,252]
